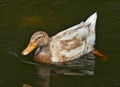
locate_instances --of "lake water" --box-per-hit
[0,0,120,87]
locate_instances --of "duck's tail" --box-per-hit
[85,12,97,46]
[85,12,97,32]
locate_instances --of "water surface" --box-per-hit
[0,0,120,87]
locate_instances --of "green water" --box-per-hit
[0,0,120,87]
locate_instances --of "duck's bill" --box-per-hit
[22,41,36,55]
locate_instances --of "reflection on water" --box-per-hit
[51,52,95,76]
[21,52,95,87]
[35,65,50,87]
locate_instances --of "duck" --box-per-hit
[22,12,107,64]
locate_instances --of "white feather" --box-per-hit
[50,12,97,62]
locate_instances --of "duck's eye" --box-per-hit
[38,36,42,38]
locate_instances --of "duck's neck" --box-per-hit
[42,37,51,46]
[40,44,50,52]
[35,40,52,64]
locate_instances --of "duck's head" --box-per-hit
[22,31,50,55]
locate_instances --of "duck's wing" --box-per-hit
[50,12,97,62]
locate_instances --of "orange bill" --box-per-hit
[93,49,108,61]
[22,41,36,55]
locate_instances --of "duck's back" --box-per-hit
[50,13,97,62]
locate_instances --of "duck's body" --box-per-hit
[22,13,98,64]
